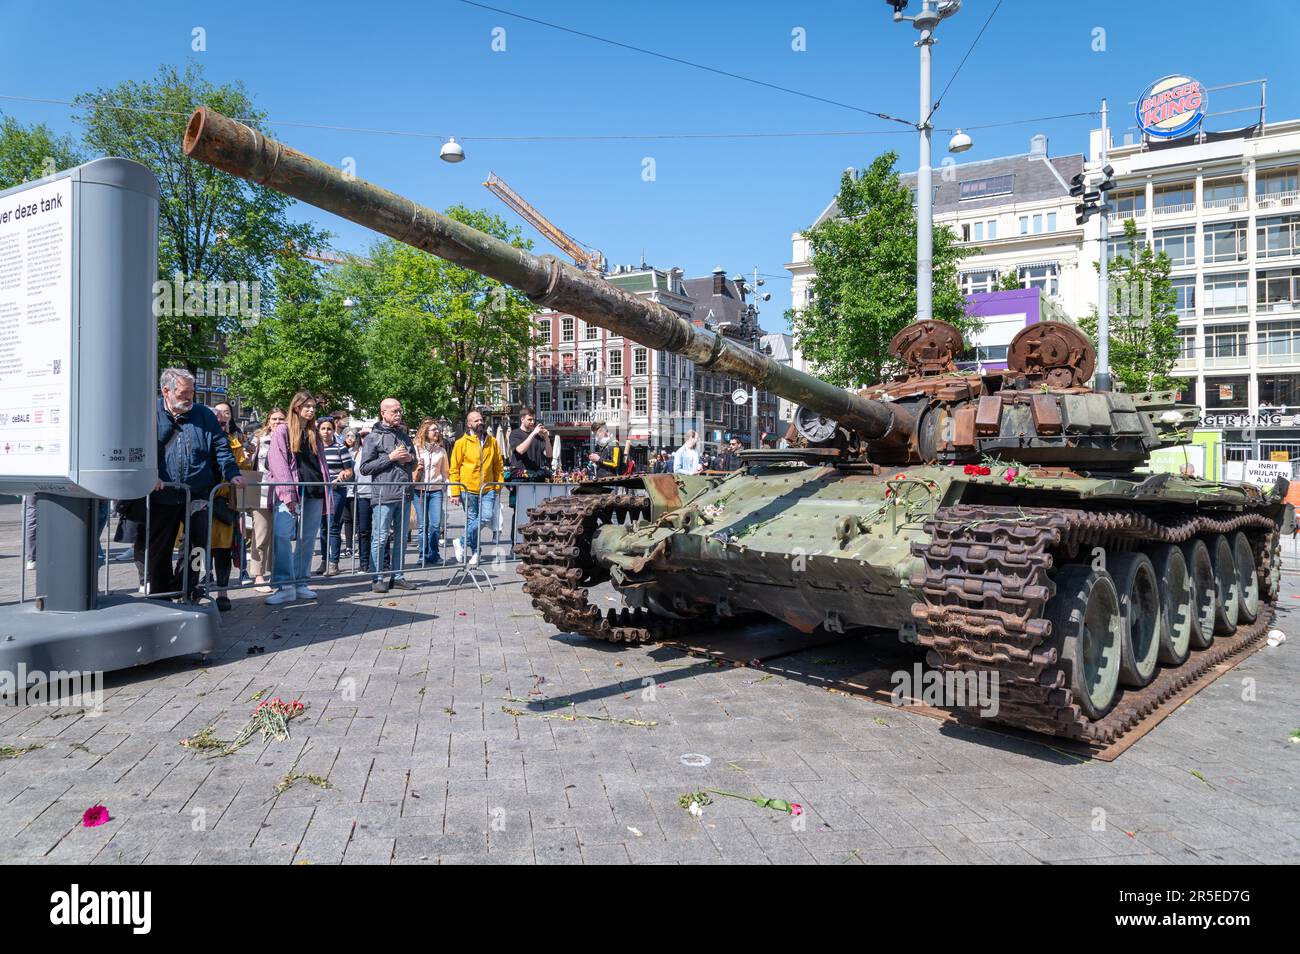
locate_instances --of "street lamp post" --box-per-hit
[889,1,963,322]
[1097,99,1111,391]
[889,0,962,321]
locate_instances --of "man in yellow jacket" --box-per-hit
[449,409,504,566]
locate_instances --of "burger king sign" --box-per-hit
[1136,75,1207,140]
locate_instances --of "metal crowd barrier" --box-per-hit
[199,478,541,598]
[17,482,194,605]
[8,475,630,607]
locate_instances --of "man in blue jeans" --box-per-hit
[358,398,418,594]
[449,410,504,567]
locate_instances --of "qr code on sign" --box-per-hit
[53,360,61,375]
[129,447,145,463]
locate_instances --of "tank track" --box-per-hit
[515,486,686,645]
[911,505,1280,742]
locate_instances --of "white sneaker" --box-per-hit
[265,587,297,605]
[296,585,318,600]
[25,560,35,571]
[468,552,480,567]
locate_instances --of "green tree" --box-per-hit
[72,63,326,371]
[339,207,535,422]
[787,151,977,387]
[1078,218,1180,392]
[0,113,83,188]
[995,270,1022,291]
[225,255,366,414]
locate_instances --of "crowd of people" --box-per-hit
[23,369,781,610]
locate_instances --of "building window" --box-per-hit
[584,351,598,373]
[608,349,622,376]
[958,174,1014,200]
[633,348,648,375]
[561,390,578,412]
[1257,169,1299,198]
[1205,376,1249,410]
[1167,377,1196,407]
[585,321,600,340]
[1258,320,1300,367]
[1019,215,1029,235]
[1172,276,1196,317]
[1204,271,1249,316]
[1204,323,1249,369]
[1154,182,1194,211]
[537,317,551,340]
[669,389,676,413]
[1174,325,1196,367]
[972,221,984,241]
[1258,214,1300,260]
[1203,220,1248,264]
[1032,214,1042,234]
[1108,232,1139,263]
[1204,177,1246,207]
[1153,225,1195,267]
[606,387,622,411]
[986,219,997,240]
[560,353,575,374]
[1111,190,1146,219]
[1046,212,1057,232]
[959,269,998,295]
[537,391,551,413]
[561,316,575,342]
[1257,267,1300,313]
[538,352,552,373]
[1017,263,1059,296]
[1258,371,1300,408]
[633,386,648,415]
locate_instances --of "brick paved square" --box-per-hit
[2,506,1298,865]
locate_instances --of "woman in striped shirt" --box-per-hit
[315,417,355,576]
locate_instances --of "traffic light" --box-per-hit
[1072,164,1116,224]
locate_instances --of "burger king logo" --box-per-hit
[1136,75,1207,140]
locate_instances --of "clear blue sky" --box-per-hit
[2,0,1298,327]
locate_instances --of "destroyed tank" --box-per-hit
[184,107,1289,743]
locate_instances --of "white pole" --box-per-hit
[1097,98,1111,391]
[916,4,935,322]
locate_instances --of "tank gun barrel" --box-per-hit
[182,107,903,441]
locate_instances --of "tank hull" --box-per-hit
[519,462,1286,741]
[588,462,1281,638]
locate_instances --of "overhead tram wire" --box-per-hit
[456,0,915,129]
[0,93,1098,144]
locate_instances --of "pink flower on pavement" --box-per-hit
[791,803,804,817]
[82,804,111,828]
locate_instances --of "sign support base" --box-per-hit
[0,595,217,678]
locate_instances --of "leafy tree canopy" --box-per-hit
[73,63,327,370]
[788,151,979,387]
[0,113,83,189]
[1079,217,1181,392]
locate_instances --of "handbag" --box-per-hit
[212,494,238,526]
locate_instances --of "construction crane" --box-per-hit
[299,248,370,267]
[483,172,606,274]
